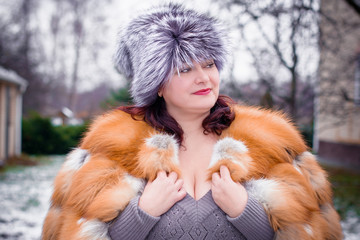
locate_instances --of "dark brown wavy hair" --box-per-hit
[118,95,235,144]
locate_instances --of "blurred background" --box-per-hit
[0,0,359,239]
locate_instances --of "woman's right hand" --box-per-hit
[139,171,186,217]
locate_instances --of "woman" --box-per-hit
[42,3,342,240]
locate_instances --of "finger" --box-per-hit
[238,182,246,191]
[143,180,152,189]
[174,178,184,189]
[168,171,178,183]
[157,171,167,179]
[212,172,220,183]
[177,188,187,200]
[220,165,230,180]
[211,185,220,199]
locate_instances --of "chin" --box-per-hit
[191,101,217,113]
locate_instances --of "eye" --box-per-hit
[206,62,215,68]
[203,60,215,68]
[180,67,191,73]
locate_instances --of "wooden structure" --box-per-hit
[0,66,27,166]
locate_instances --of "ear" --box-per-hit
[158,86,164,97]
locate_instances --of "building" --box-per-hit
[314,0,360,168]
[50,107,83,126]
[0,66,28,166]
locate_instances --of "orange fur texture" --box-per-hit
[207,106,342,239]
[42,105,343,240]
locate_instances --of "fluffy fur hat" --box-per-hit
[114,3,228,106]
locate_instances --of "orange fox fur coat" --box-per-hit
[42,105,343,240]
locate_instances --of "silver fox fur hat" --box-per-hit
[114,3,228,106]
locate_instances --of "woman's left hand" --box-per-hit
[211,165,248,218]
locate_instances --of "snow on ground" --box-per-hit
[0,156,63,240]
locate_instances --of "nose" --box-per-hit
[194,65,210,84]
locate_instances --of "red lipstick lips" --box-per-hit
[194,88,211,95]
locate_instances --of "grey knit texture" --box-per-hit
[114,3,228,106]
[108,191,275,240]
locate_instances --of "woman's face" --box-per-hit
[160,59,220,116]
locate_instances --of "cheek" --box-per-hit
[211,70,220,85]
[163,81,179,96]
[162,81,186,104]
[211,74,220,91]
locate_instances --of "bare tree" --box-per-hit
[215,0,320,122]
[0,0,114,116]
[0,0,50,114]
[55,0,113,112]
[67,0,85,112]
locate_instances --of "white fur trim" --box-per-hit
[124,174,145,193]
[245,179,284,209]
[79,219,110,240]
[297,151,327,190]
[209,137,248,168]
[145,134,179,165]
[77,217,86,225]
[292,162,303,175]
[300,151,313,159]
[311,174,326,191]
[304,224,313,236]
[63,148,90,171]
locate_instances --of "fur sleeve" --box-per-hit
[208,105,343,240]
[42,110,181,240]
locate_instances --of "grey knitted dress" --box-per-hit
[108,190,274,240]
